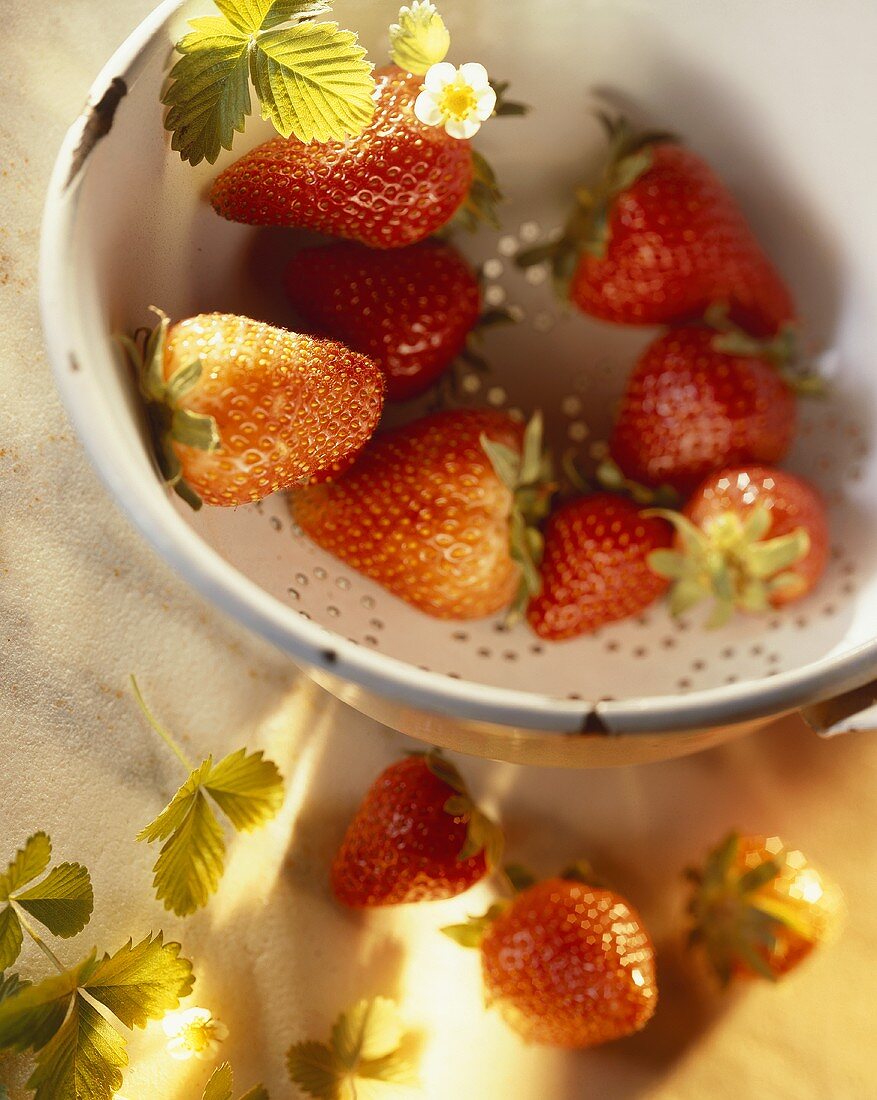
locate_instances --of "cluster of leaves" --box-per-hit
[0,836,193,1100]
[164,0,377,165]
[133,677,286,917]
[0,834,93,972]
[287,997,418,1099]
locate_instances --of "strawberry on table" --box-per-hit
[688,832,845,984]
[609,325,798,494]
[285,240,481,402]
[444,870,657,1048]
[290,408,554,620]
[210,64,477,248]
[121,310,384,508]
[527,494,672,640]
[331,751,502,907]
[648,465,829,625]
[518,116,795,337]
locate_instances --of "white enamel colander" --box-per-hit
[41,0,877,765]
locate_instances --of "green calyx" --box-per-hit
[480,411,556,622]
[687,831,815,985]
[492,80,530,118]
[456,150,504,233]
[593,449,681,509]
[704,304,824,396]
[118,308,220,511]
[424,752,504,869]
[515,113,676,297]
[646,502,810,628]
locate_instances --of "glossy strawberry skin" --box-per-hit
[164,314,384,507]
[286,240,481,402]
[610,327,796,494]
[290,409,524,619]
[331,756,487,907]
[571,143,795,336]
[210,66,473,248]
[685,466,829,606]
[527,495,672,640]
[481,880,657,1048]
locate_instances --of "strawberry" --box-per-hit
[609,325,797,494]
[285,239,481,402]
[648,465,829,625]
[527,494,672,640]
[688,832,845,984]
[290,408,553,619]
[121,310,384,508]
[209,65,474,248]
[331,752,502,907]
[444,871,657,1048]
[518,116,795,337]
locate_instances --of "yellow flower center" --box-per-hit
[178,1020,217,1053]
[438,80,478,122]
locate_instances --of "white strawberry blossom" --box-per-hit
[161,1006,229,1061]
[414,62,496,139]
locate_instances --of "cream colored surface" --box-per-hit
[2,2,876,1098]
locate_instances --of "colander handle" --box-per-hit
[800,680,877,737]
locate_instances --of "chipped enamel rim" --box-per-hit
[40,0,877,738]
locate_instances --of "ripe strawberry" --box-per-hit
[285,240,481,401]
[210,65,474,248]
[122,310,384,508]
[688,832,845,984]
[610,326,797,494]
[519,117,794,336]
[648,465,829,625]
[444,872,657,1048]
[527,494,672,640]
[290,408,553,619]
[331,752,501,907]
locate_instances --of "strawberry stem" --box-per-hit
[130,675,194,772]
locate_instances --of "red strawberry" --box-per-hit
[210,65,474,248]
[649,465,829,625]
[688,832,845,984]
[331,752,502,907]
[519,117,794,337]
[122,311,384,508]
[444,873,657,1048]
[290,408,553,619]
[285,240,481,401]
[610,325,797,494]
[527,494,672,640]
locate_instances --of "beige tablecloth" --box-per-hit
[2,3,876,1097]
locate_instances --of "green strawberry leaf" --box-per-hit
[0,955,95,1055]
[147,787,226,917]
[0,934,193,1100]
[204,1061,267,1100]
[27,994,127,1100]
[287,998,417,1098]
[0,836,94,970]
[441,902,507,949]
[203,749,285,832]
[0,973,29,1004]
[84,933,194,1030]
[133,680,285,917]
[163,18,252,166]
[0,908,23,974]
[15,864,94,940]
[203,1062,235,1100]
[250,22,375,143]
[164,1,376,165]
[0,835,52,900]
